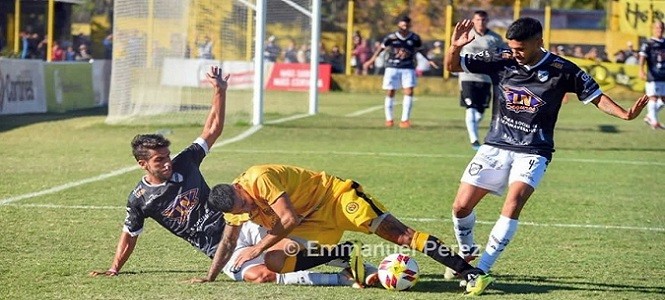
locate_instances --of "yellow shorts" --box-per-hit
[289,179,388,246]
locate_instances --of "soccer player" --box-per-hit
[458,10,507,150]
[364,15,438,128]
[89,67,356,287]
[639,20,665,129]
[203,164,493,296]
[444,17,648,284]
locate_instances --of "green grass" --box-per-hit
[1,92,664,299]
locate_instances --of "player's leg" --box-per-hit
[644,82,662,128]
[399,69,416,128]
[240,259,355,286]
[382,68,399,127]
[475,152,547,274]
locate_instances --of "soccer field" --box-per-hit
[0,92,664,299]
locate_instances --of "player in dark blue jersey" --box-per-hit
[364,16,438,128]
[90,67,373,287]
[444,17,648,290]
[639,20,665,129]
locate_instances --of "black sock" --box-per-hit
[293,241,353,271]
[422,236,474,274]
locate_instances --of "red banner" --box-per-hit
[266,63,331,92]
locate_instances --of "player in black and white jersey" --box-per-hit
[639,20,665,129]
[364,15,438,129]
[90,67,362,287]
[444,17,648,286]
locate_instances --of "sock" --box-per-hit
[656,97,664,111]
[452,210,476,256]
[410,231,473,274]
[465,108,479,143]
[384,96,394,121]
[647,100,658,123]
[401,95,413,122]
[276,271,342,285]
[281,242,353,273]
[477,215,519,273]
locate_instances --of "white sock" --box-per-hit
[656,98,664,111]
[452,210,476,256]
[465,108,479,143]
[401,95,413,122]
[384,96,395,121]
[276,271,342,286]
[647,100,658,123]
[477,215,519,273]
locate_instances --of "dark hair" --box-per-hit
[131,134,170,161]
[506,17,542,41]
[474,10,488,18]
[208,184,239,213]
[399,16,411,24]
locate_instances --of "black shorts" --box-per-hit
[460,81,491,113]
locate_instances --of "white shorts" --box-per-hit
[460,145,549,195]
[382,67,417,90]
[645,81,665,97]
[222,221,268,281]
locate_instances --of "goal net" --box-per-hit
[107,0,315,126]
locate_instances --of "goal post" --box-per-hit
[106,0,321,127]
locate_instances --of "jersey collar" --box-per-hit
[522,48,549,71]
[395,31,413,41]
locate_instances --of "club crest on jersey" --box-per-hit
[345,202,360,214]
[468,163,483,176]
[537,70,549,82]
[502,85,546,113]
[162,188,199,224]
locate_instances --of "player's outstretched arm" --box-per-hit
[200,66,231,148]
[90,231,138,277]
[591,94,649,120]
[364,46,384,70]
[191,224,241,283]
[445,19,476,73]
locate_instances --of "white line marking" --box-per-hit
[345,99,414,117]
[4,203,663,232]
[213,148,662,166]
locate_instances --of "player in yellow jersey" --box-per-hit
[200,164,492,295]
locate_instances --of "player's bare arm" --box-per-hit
[591,94,649,120]
[446,19,476,73]
[200,66,231,148]
[90,231,138,277]
[364,46,385,70]
[191,224,241,283]
[232,194,300,270]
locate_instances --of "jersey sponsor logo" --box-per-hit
[345,202,360,214]
[162,188,199,224]
[550,58,564,69]
[502,85,546,113]
[133,187,146,198]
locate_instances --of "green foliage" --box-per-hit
[1,94,664,298]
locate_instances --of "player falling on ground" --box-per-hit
[444,17,648,287]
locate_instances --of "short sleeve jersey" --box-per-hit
[123,141,224,258]
[381,31,424,69]
[461,50,602,160]
[639,38,665,82]
[224,165,335,228]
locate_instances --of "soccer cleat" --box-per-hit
[385,120,394,127]
[644,117,665,130]
[444,246,479,286]
[399,120,411,128]
[471,141,481,151]
[339,262,379,288]
[464,272,494,296]
[349,240,365,287]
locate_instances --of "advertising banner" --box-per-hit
[265,63,332,92]
[161,58,254,89]
[0,59,47,115]
[565,56,644,92]
[619,0,665,36]
[43,62,96,113]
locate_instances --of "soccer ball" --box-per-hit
[378,253,419,291]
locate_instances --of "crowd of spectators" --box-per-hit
[550,42,639,65]
[0,28,110,62]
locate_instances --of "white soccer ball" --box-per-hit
[378,253,419,291]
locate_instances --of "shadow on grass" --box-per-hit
[0,106,107,133]
[418,273,665,296]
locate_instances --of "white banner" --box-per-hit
[0,59,47,115]
[160,58,254,89]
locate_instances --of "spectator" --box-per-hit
[327,45,345,73]
[76,44,92,61]
[65,45,77,61]
[52,40,65,61]
[352,39,372,75]
[37,35,48,60]
[103,33,113,59]
[572,45,584,58]
[264,35,281,62]
[372,40,387,75]
[283,39,298,63]
[19,31,29,59]
[197,35,213,59]
[296,44,308,63]
[614,50,627,63]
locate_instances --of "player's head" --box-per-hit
[505,17,544,66]
[472,10,489,33]
[208,183,253,214]
[653,20,664,38]
[131,134,172,182]
[397,16,411,32]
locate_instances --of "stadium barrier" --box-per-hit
[0,59,111,116]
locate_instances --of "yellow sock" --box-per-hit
[280,255,297,273]
[410,231,431,252]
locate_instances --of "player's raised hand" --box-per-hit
[206,66,230,91]
[451,19,476,48]
[626,94,649,120]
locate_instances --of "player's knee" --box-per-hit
[243,266,277,283]
[452,203,473,216]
